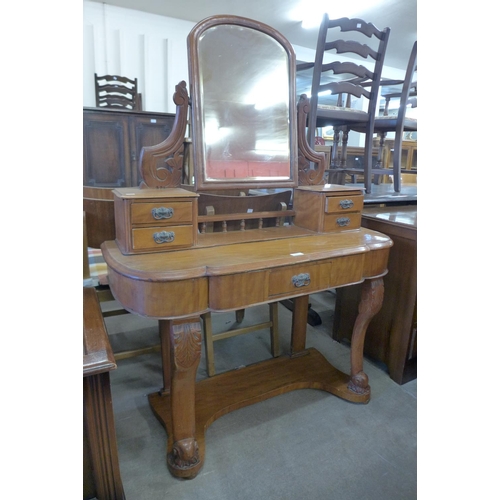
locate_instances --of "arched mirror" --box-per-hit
[188,16,298,190]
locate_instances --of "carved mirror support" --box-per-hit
[139,81,190,189]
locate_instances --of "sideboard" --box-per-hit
[333,205,417,384]
[83,107,176,187]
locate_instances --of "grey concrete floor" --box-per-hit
[104,290,417,500]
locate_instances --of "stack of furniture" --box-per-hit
[296,14,391,193]
[298,15,417,194]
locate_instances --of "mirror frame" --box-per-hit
[187,15,298,191]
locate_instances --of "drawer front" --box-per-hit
[324,212,362,232]
[209,270,268,310]
[268,262,331,297]
[132,225,194,251]
[131,201,193,225]
[329,254,364,287]
[325,195,364,214]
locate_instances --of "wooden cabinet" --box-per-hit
[294,185,364,232]
[83,107,176,187]
[373,138,417,173]
[113,187,198,255]
[333,206,417,385]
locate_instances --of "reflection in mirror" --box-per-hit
[189,18,297,189]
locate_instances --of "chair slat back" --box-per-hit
[94,74,141,110]
[305,14,390,147]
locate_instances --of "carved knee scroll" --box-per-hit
[348,278,384,396]
[171,320,202,371]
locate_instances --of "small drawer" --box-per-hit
[325,195,364,214]
[324,212,362,232]
[131,201,193,225]
[268,262,331,297]
[132,225,194,251]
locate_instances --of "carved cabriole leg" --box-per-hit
[165,318,203,479]
[348,278,384,396]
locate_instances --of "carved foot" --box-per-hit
[167,438,202,479]
[347,371,370,396]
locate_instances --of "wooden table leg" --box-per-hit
[83,373,126,500]
[164,317,203,479]
[348,278,384,396]
[291,294,309,356]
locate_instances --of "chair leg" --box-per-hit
[202,313,216,377]
[393,130,403,193]
[340,127,349,170]
[203,305,279,377]
[364,131,375,194]
[373,132,387,185]
[331,128,341,168]
[328,129,345,185]
[269,302,280,357]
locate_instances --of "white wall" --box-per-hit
[83,1,195,113]
[83,0,407,142]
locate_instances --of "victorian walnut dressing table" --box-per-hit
[101,15,393,479]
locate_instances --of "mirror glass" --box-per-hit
[193,23,294,187]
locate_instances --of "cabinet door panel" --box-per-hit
[83,114,131,187]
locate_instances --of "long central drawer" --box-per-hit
[208,254,364,310]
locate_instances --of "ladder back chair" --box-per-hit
[297,14,390,193]
[374,41,417,192]
[94,73,143,110]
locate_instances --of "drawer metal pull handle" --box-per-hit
[339,199,354,209]
[336,217,351,227]
[153,231,175,244]
[152,207,174,219]
[292,273,311,288]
